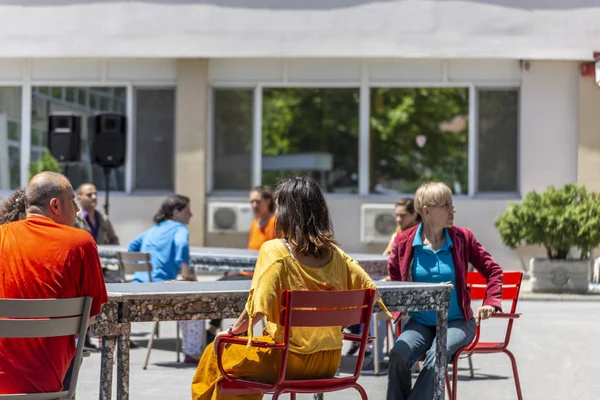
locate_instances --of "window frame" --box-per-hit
[0,79,177,197]
[0,85,23,192]
[474,86,521,196]
[209,79,520,198]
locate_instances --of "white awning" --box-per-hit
[0,1,596,59]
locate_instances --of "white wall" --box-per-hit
[0,58,583,274]
[0,1,597,59]
[520,61,580,194]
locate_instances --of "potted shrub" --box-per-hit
[495,184,600,294]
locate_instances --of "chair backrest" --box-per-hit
[467,271,523,314]
[0,296,93,400]
[117,251,152,282]
[467,271,523,345]
[276,289,376,385]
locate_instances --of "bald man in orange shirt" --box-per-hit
[0,172,108,394]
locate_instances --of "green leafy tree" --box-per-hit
[370,87,469,194]
[262,88,359,192]
[29,150,62,180]
[495,184,600,259]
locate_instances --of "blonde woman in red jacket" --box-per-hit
[386,182,503,400]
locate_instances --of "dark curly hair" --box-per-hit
[0,189,27,225]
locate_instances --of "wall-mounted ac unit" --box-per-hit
[360,204,397,244]
[207,202,254,233]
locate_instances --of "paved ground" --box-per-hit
[76,299,600,400]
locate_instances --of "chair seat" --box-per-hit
[468,341,506,353]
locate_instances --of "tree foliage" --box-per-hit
[260,87,469,194]
[495,184,600,259]
[29,149,62,180]
[369,88,469,194]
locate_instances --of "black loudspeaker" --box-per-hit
[47,113,81,162]
[90,113,127,168]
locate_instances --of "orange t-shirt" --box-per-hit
[247,215,276,250]
[0,215,108,394]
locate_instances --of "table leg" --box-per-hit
[117,326,131,400]
[434,309,449,400]
[99,336,116,400]
[372,314,380,375]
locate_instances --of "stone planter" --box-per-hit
[529,258,591,294]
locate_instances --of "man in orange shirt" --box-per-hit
[247,185,276,250]
[0,172,108,394]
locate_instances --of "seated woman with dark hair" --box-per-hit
[0,189,27,225]
[128,194,203,362]
[191,176,391,400]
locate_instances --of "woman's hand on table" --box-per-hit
[475,305,496,325]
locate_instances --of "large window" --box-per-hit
[212,89,254,191]
[370,87,469,195]
[0,87,22,190]
[210,84,519,196]
[262,88,359,193]
[134,88,175,191]
[477,89,519,193]
[31,86,127,191]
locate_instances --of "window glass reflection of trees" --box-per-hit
[261,88,359,193]
[370,88,469,195]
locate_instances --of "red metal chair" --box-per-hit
[215,288,377,399]
[446,271,524,400]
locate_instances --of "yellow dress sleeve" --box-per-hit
[250,239,287,291]
[245,259,284,348]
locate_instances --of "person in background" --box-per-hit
[386,182,503,400]
[191,176,391,400]
[74,183,119,350]
[0,172,108,394]
[206,186,277,343]
[247,185,276,250]
[383,198,422,256]
[128,194,204,363]
[0,189,27,225]
[74,183,119,245]
[347,198,423,362]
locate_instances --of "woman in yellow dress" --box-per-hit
[191,176,390,400]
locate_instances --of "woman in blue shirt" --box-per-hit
[387,182,503,400]
[129,195,202,362]
[129,195,195,283]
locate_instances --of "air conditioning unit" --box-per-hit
[207,202,254,233]
[360,204,396,244]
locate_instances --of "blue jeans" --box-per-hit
[387,317,476,400]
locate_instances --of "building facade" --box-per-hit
[1,1,600,269]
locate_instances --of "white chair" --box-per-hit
[0,296,92,400]
[116,251,181,369]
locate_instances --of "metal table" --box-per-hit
[93,280,452,400]
[97,245,389,277]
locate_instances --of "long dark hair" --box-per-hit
[251,185,275,214]
[154,194,190,224]
[396,197,422,223]
[0,190,27,225]
[274,176,336,258]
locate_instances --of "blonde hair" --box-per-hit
[414,182,453,215]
